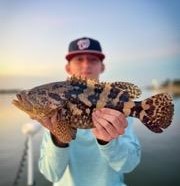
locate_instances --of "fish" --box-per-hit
[12,76,174,143]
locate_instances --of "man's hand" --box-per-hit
[92,108,128,143]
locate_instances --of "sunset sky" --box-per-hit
[0,0,179,89]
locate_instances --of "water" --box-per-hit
[0,92,180,186]
[0,94,51,186]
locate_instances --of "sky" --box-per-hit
[0,0,180,89]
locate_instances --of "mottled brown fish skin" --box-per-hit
[62,77,137,129]
[12,76,174,143]
[63,77,174,134]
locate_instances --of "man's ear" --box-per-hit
[101,63,105,73]
[65,63,71,75]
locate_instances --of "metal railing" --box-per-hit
[13,121,42,186]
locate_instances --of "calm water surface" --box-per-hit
[0,92,180,186]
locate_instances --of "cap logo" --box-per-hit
[77,39,90,50]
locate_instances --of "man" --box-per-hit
[38,37,141,186]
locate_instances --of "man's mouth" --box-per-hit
[81,72,92,76]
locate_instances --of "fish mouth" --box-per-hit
[12,93,23,108]
[12,93,33,112]
[17,93,23,102]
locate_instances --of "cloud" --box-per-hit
[109,42,180,62]
[0,62,66,77]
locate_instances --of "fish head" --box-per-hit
[12,90,38,118]
[12,83,68,119]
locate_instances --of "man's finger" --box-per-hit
[94,109,127,134]
[92,123,112,141]
[99,108,123,117]
[93,112,119,138]
[118,115,128,128]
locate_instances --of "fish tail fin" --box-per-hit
[126,93,174,133]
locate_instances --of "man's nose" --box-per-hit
[81,60,91,67]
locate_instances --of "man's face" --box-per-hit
[65,54,105,80]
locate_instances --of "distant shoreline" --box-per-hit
[0,89,20,94]
[146,79,180,98]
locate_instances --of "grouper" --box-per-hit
[12,76,174,143]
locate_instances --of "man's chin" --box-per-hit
[73,73,98,80]
[82,75,96,80]
[82,74,91,78]
[80,73,93,78]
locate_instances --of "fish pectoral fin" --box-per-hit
[52,121,76,143]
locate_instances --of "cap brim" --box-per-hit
[65,50,105,61]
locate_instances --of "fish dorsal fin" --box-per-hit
[67,76,141,99]
[68,75,98,86]
[111,82,142,99]
[67,76,101,91]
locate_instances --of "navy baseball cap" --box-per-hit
[65,37,105,61]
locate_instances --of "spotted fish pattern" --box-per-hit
[12,76,174,143]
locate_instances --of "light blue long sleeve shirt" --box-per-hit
[39,118,141,186]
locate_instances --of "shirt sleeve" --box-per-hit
[38,129,69,182]
[97,117,141,173]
